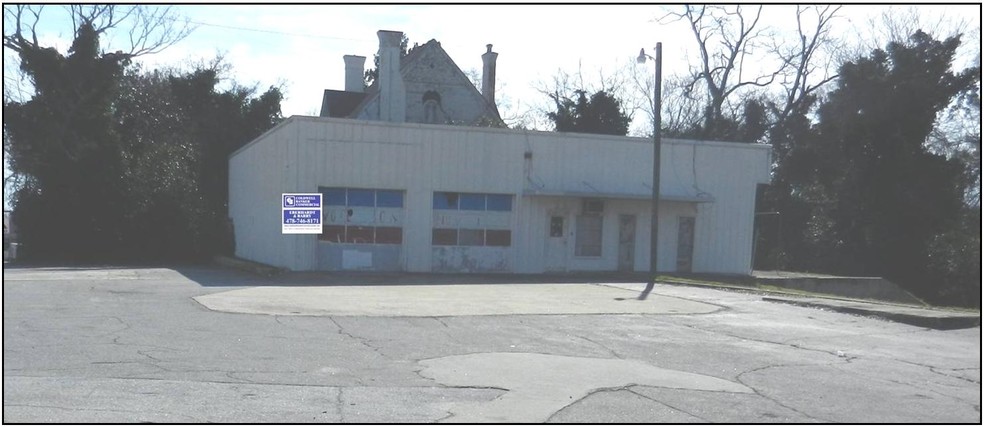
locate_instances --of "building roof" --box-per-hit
[320,90,369,118]
[321,38,503,126]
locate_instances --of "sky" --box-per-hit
[7,4,981,120]
[3,3,982,209]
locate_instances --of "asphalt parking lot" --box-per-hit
[3,266,980,423]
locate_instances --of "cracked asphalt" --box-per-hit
[3,266,980,423]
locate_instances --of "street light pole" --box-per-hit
[638,43,662,300]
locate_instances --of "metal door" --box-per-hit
[544,215,567,272]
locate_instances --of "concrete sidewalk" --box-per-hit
[761,296,980,330]
[194,282,722,317]
[198,264,980,329]
[649,275,979,330]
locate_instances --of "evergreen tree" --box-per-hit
[548,90,631,136]
[5,20,283,263]
[5,22,130,261]
[788,31,978,301]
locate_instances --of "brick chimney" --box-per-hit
[343,55,366,92]
[377,30,406,123]
[481,44,498,106]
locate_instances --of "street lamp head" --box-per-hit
[637,48,647,64]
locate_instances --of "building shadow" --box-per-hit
[173,265,655,288]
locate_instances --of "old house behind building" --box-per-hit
[228,30,772,274]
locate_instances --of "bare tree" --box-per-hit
[3,4,194,209]
[529,60,641,132]
[868,6,966,50]
[833,5,972,67]
[628,64,704,138]
[662,5,787,136]
[4,5,194,58]
[770,5,842,126]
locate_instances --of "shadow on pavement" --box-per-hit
[175,266,655,288]
[172,266,276,288]
[3,263,174,271]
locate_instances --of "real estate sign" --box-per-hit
[282,193,322,234]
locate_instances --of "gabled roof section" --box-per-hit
[400,39,503,126]
[339,38,503,126]
[320,90,368,118]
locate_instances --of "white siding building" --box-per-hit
[229,116,771,274]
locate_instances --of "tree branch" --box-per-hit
[3,5,194,60]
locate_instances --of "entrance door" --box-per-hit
[677,216,695,272]
[618,214,636,271]
[544,215,567,272]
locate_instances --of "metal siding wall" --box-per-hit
[526,135,769,275]
[283,125,299,270]
[514,194,541,273]
[686,146,768,274]
[294,122,322,270]
[231,117,770,273]
[230,121,292,269]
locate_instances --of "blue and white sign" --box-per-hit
[283,194,321,208]
[282,193,323,234]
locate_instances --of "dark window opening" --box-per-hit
[458,229,485,246]
[318,187,405,245]
[550,216,564,237]
[376,190,404,208]
[433,192,512,211]
[432,228,458,245]
[346,226,374,244]
[487,194,513,211]
[434,192,459,210]
[375,227,403,244]
[486,230,512,247]
[347,189,375,207]
[575,215,603,257]
[321,225,346,242]
[323,188,346,206]
[459,194,486,211]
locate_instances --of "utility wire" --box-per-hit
[186,19,372,42]
[180,17,483,54]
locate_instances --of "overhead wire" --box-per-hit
[183,18,373,43]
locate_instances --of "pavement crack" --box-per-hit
[412,366,509,393]
[624,386,709,422]
[840,360,981,404]
[735,363,832,422]
[432,316,451,328]
[225,371,258,384]
[429,317,457,341]
[572,333,622,359]
[923,365,981,385]
[337,386,345,423]
[673,320,853,363]
[545,384,636,423]
[96,316,132,338]
[328,316,384,356]
[931,367,981,385]
[434,410,456,423]
[136,349,164,362]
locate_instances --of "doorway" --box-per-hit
[618,214,636,271]
[545,215,567,272]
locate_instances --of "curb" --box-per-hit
[762,297,981,330]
